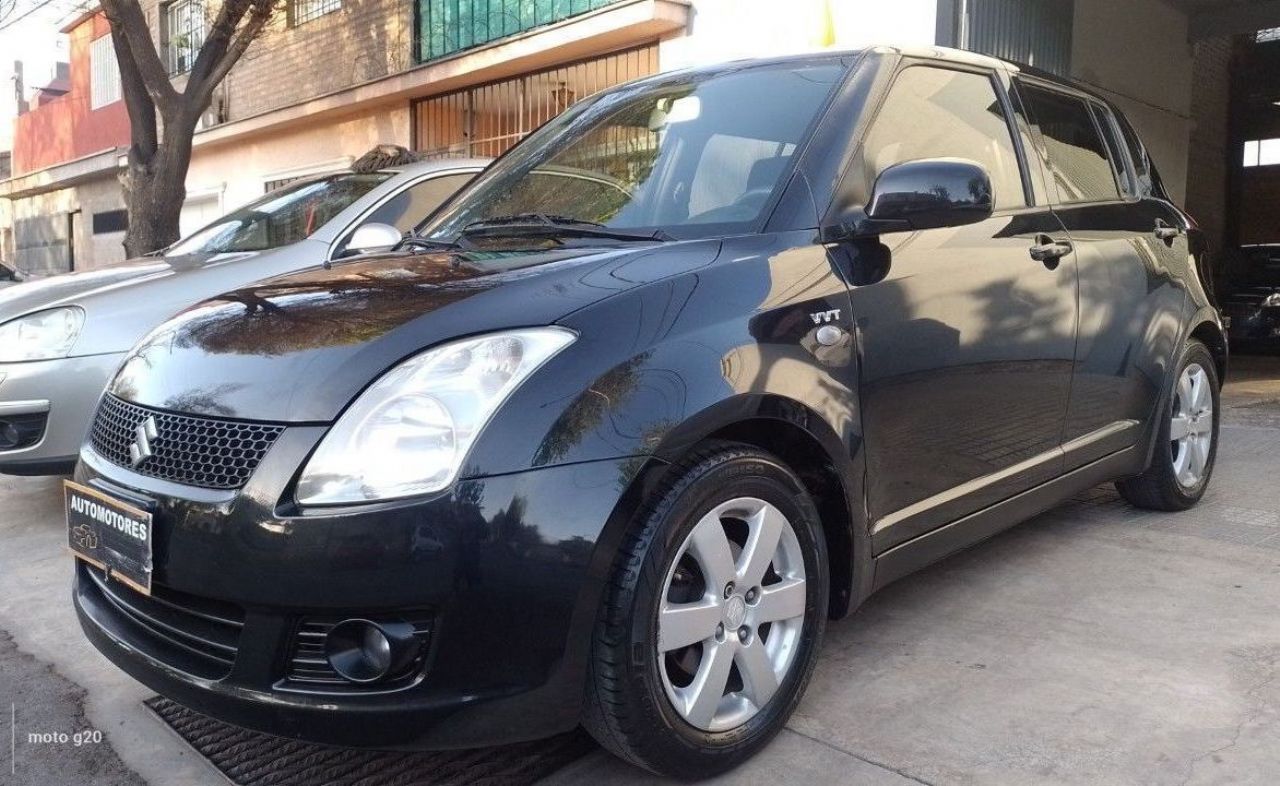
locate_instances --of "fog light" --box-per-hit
[324,619,420,684]
[0,420,18,450]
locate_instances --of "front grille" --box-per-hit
[90,394,286,489]
[283,615,433,691]
[83,564,244,680]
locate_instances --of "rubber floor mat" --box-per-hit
[145,697,595,786]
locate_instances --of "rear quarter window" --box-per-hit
[1117,114,1159,198]
[1089,103,1135,197]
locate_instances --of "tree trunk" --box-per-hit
[101,0,277,258]
[121,121,195,258]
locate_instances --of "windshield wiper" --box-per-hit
[394,236,469,252]
[459,213,673,243]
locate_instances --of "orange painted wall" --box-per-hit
[12,13,130,175]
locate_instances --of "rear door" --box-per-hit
[848,62,1079,554]
[1015,79,1187,470]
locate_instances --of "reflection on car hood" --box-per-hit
[111,241,720,422]
[0,252,234,320]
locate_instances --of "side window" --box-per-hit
[362,173,474,232]
[1017,83,1121,204]
[859,66,1028,210]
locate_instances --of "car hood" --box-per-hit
[0,251,236,321]
[110,241,721,422]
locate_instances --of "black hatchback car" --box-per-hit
[1222,244,1280,348]
[69,46,1224,778]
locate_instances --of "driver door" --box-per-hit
[846,63,1079,554]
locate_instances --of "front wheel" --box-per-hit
[1116,339,1220,511]
[583,444,828,779]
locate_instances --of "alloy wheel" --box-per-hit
[1170,362,1214,488]
[656,497,807,732]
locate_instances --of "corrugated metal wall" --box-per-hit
[963,0,1074,76]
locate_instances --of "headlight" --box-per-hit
[0,307,84,362]
[296,327,576,505]
[1263,293,1280,308]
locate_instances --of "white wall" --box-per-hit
[1070,0,1194,203]
[660,0,937,69]
[76,175,128,268]
[185,104,411,215]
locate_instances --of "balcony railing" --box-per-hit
[418,0,625,63]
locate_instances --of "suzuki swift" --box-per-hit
[69,46,1224,778]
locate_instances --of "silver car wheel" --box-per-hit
[1170,362,1214,488]
[656,497,807,732]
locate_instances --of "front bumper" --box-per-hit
[73,441,636,749]
[0,352,126,474]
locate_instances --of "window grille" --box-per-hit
[166,0,207,75]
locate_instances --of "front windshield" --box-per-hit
[167,173,391,255]
[421,61,846,242]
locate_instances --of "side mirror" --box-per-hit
[867,158,993,231]
[823,158,994,242]
[347,223,403,254]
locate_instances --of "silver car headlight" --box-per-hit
[1263,292,1280,308]
[296,327,576,505]
[0,307,85,362]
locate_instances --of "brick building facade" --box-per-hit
[1,0,1276,276]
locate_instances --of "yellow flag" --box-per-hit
[817,0,836,47]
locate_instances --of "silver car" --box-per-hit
[0,158,485,475]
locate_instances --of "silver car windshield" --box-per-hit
[420,61,846,242]
[167,173,391,255]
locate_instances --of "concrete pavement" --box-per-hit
[0,472,225,785]
[2,357,1279,785]
[554,358,1280,785]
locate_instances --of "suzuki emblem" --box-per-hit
[129,416,159,467]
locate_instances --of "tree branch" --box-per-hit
[186,0,275,108]
[110,31,158,158]
[99,0,180,114]
[185,0,251,87]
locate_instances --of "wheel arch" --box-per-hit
[1188,315,1228,384]
[630,394,867,619]
[697,418,859,618]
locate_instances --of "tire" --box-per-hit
[583,443,828,779]
[1116,339,1220,511]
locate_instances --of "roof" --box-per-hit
[59,7,101,34]
[382,157,491,176]
[626,44,1104,104]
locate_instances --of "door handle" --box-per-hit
[1029,235,1073,266]
[1154,219,1181,242]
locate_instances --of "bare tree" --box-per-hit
[99,0,277,256]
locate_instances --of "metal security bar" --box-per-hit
[418,0,625,63]
[412,44,658,160]
[291,0,341,26]
[165,0,207,75]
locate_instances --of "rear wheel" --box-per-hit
[583,444,827,778]
[1116,339,1220,511]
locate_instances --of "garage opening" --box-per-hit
[411,43,659,159]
